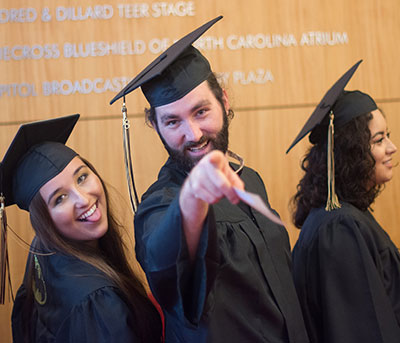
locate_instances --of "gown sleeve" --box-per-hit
[315,214,400,343]
[134,189,217,327]
[55,287,139,343]
[11,284,30,342]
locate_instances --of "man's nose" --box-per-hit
[183,120,202,142]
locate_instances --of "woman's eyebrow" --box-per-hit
[47,165,86,204]
[371,131,385,139]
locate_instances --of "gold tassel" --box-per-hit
[122,98,140,214]
[0,194,10,304]
[325,111,341,211]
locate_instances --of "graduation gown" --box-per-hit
[12,239,140,343]
[134,158,309,343]
[292,202,400,343]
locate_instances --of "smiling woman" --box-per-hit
[369,109,397,185]
[38,157,108,244]
[289,63,400,342]
[2,115,162,343]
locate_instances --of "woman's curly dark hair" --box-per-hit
[292,112,382,228]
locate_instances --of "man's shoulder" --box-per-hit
[141,158,186,201]
[241,165,260,177]
[239,165,266,190]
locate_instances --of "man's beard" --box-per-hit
[158,112,229,172]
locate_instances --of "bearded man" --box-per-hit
[111,16,309,343]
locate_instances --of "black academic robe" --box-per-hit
[292,202,400,343]
[135,158,309,343]
[12,238,139,343]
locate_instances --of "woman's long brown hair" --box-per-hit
[21,157,162,342]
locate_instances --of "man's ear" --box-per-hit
[150,112,159,131]
[222,89,230,112]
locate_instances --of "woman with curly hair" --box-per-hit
[288,62,400,343]
[5,115,163,343]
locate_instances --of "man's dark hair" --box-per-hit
[144,72,234,129]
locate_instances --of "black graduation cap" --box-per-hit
[286,60,377,153]
[109,16,223,107]
[1,114,79,211]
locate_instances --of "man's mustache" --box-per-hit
[183,136,209,151]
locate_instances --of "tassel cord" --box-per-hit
[325,111,341,211]
[122,99,140,214]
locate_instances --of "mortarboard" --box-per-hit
[109,15,223,107]
[309,89,377,145]
[1,114,80,211]
[287,60,370,153]
[287,60,377,211]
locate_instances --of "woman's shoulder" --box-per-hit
[13,256,134,343]
[307,202,368,226]
[298,202,375,244]
[54,286,138,342]
[37,253,116,306]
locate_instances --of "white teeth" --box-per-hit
[79,204,97,220]
[189,141,208,151]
